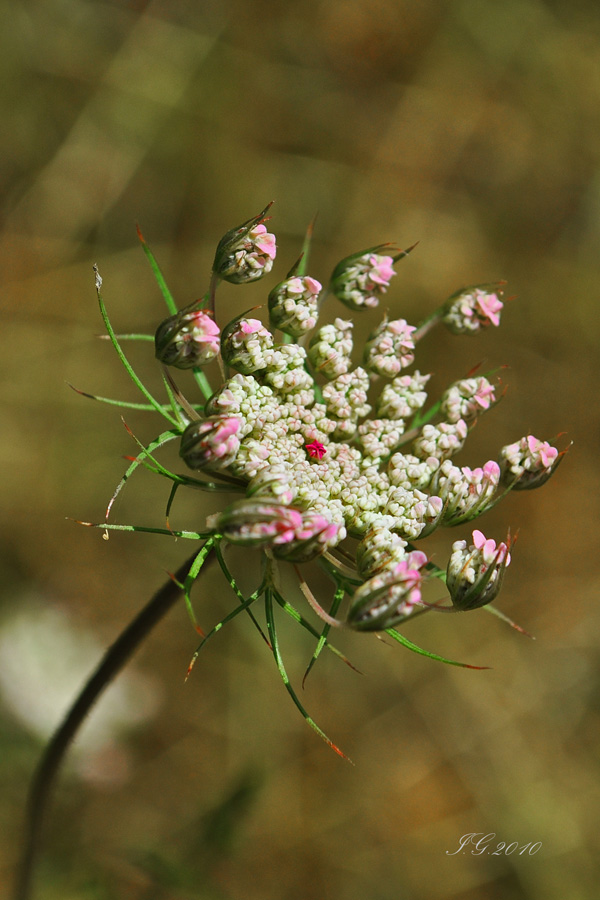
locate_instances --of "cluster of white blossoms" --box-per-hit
[154,204,565,628]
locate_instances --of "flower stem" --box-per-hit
[14,544,214,900]
[413,308,443,341]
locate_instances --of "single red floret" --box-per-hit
[306,440,326,460]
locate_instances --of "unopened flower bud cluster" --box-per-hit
[447,530,511,610]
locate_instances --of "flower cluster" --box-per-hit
[447,530,512,610]
[166,209,561,620]
[330,247,397,310]
[212,203,277,284]
[442,286,504,334]
[155,308,220,369]
[268,275,321,336]
[91,204,566,752]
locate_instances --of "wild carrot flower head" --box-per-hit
[88,202,566,753]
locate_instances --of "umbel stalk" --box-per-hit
[14,548,211,900]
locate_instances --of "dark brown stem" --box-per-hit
[14,544,214,900]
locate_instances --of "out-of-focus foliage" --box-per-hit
[1,1,599,898]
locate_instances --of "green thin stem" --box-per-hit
[14,545,214,900]
[93,266,179,427]
[74,520,213,540]
[136,225,178,315]
[191,361,214,402]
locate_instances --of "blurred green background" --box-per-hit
[1,0,599,898]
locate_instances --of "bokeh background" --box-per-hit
[2,0,599,898]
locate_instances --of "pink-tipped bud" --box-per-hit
[220,314,274,374]
[179,415,241,470]
[376,371,430,420]
[347,551,428,631]
[154,308,220,369]
[431,459,501,525]
[268,276,321,337]
[440,376,497,423]
[446,529,511,610]
[330,246,398,310]
[442,286,504,335]
[500,435,562,490]
[212,204,277,284]
[273,510,340,563]
[210,499,303,547]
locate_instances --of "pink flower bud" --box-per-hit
[268,275,321,337]
[220,314,274,374]
[376,371,430,420]
[273,510,340,562]
[179,416,241,470]
[500,435,562,490]
[347,551,429,630]
[211,499,303,547]
[213,204,277,284]
[154,308,220,369]
[440,376,497,423]
[364,317,417,377]
[442,286,504,335]
[431,459,501,525]
[446,529,511,610]
[330,246,398,310]
[412,420,468,461]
